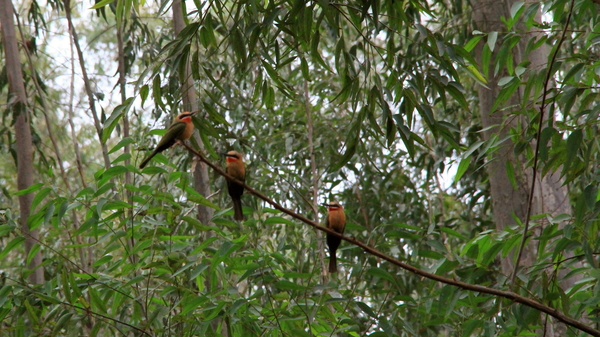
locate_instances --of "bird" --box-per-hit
[223,151,245,221]
[139,111,197,169]
[324,201,346,273]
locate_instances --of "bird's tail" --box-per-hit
[139,151,156,169]
[329,253,337,273]
[232,197,244,221]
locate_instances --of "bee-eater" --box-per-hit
[324,201,346,273]
[224,151,245,221]
[139,111,196,169]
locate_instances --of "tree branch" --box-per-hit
[181,141,600,337]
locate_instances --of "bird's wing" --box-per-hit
[166,120,187,134]
[155,121,187,152]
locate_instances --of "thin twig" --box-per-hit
[182,141,600,337]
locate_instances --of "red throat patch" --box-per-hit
[226,157,237,163]
[181,117,192,122]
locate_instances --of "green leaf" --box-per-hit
[108,137,134,155]
[439,286,460,318]
[152,74,164,109]
[446,82,469,111]
[487,31,498,52]
[0,237,25,260]
[464,35,483,52]
[186,188,220,210]
[481,242,504,266]
[102,97,134,142]
[275,280,306,291]
[14,183,44,196]
[52,312,74,336]
[505,160,517,190]
[366,267,399,287]
[454,156,471,183]
[92,255,113,267]
[497,76,514,86]
[356,301,377,318]
[510,1,524,18]
[203,301,226,321]
[111,153,131,164]
[139,84,149,106]
[26,243,41,265]
[439,227,467,240]
[90,0,115,9]
[100,166,128,181]
[263,216,295,226]
[32,187,52,211]
[584,184,598,210]
[491,77,520,112]
[563,129,582,175]
[0,225,15,237]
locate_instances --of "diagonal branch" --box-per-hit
[181,141,600,337]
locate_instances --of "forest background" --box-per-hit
[1,0,600,335]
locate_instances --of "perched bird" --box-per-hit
[324,201,346,273]
[223,151,245,221]
[139,111,197,169]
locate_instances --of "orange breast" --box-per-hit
[328,210,346,232]
[178,118,194,140]
[227,160,246,179]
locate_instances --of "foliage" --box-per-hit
[1,0,600,335]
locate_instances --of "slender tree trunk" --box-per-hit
[472,0,572,335]
[0,0,44,284]
[116,16,138,266]
[303,80,327,279]
[64,0,112,171]
[171,1,220,334]
[172,0,214,226]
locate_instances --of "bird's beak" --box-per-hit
[190,110,199,116]
[220,152,236,158]
[321,203,332,207]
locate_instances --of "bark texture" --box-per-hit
[0,0,44,284]
[472,0,572,334]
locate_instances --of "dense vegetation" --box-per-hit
[1,0,600,335]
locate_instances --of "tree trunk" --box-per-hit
[172,0,214,226]
[0,0,44,284]
[472,0,572,335]
[171,2,221,335]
